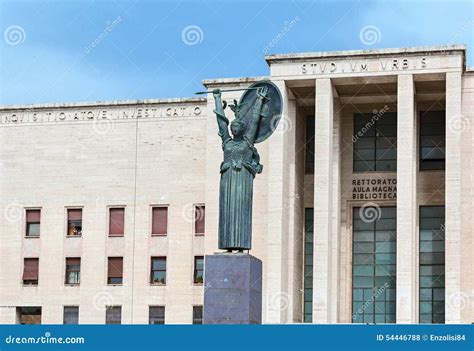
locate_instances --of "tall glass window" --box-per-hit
[353,113,397,172]
[419,206,445,323]
[303,208,313,323]
[352,206,396,323]
[305,116,315,174]
[419,111,445,170]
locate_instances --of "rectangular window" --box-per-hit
[22,258,39,285]
[63,306,79,324]
[419,206,445,324]
[17,307,41,324]
[303,208,313,323]
[150,257,166,284]
[352,206,396,323]
[105,306,121,324]
[305,116,315,174]
[25,209,41,237]
[65,258,81,285]
[353,112,397,172]
[151,207,168,235]
[420,111,445,170]
[149,306,165,324]
[194,205,205,235]
[109,208,125,236]
[193,256,204,284]
[107,257,123,284]
[67,209,82,236]
[193,306,203,324]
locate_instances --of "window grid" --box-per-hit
[353,113,397,172]
[63,306,79,324]
[352,206,396,323]
[105,306,121,324]
[419,111,446,170]
[303,208,313,323]
[65,258,80,285]
[150,257,166,284]
[149,306,165,324]
[305,116,315,174]
[193,306,203,324]
[193,256,204,284]
[419,206,445,324]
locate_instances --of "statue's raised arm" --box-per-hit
[245,86,268,143]
[212,89,231,142]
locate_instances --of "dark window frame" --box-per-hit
[149,306,165,324]
[419,205,445,324]
[305,115,315,174]
[65,258,81,285]
[150,257,167,285]
[108,207,125,237]
[63,306,79,324]
[193,256,204,284]
[105,306,121,324]
[22,257,39,285]
[353,113,397,172]
[419,111,446,171]
[66,208,83,237]
[192,305,203,324]
[25,209,41,237]
[107,257,123,285]
[151,206,168,236]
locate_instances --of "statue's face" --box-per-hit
[231,121,244,137]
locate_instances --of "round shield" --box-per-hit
[237,80,283,143]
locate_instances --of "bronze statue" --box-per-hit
[209,81,283,252]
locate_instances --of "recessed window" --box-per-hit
[193,256,204,284]
[419,206,445,324]
[150,257,166,285]
[352,206,396,324]
[193,306,203,324]
[109,208,125,236]
[194,205,205,235]
[305,115,315,174]
[149,306,165,324]
[25,209,41,237]
[17,307,41,324]
[105,306,121,324]
[353,113,397,172]
[67,209,82,236]
[65,258,80,285]
[151,207,168,236]
[107,257,123,285]
[420,111,445,170]
[22,258,39,285]
[63,306,79,324]
[303,208,314,323]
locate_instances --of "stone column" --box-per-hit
[264,80,295,323]
[445,71,462,324]
[312,78,334,323]
[396,74,417,323]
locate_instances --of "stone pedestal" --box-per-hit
[203,253,262,324]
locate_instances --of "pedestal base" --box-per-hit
[203,253,262,324]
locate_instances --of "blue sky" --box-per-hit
[1,0,473,105]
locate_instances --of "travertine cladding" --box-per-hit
[0,45,473,324]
